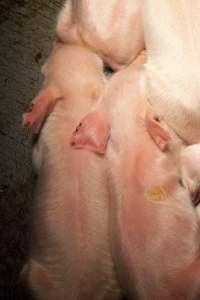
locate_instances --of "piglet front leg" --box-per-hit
[23,260,64,300]
[180,144,200,205]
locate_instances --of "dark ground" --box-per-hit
[0,0,63,298]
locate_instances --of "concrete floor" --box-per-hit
[0,0,63,298]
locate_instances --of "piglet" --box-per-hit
[56,0,144,70]
[71,60,200,299]
[23,44,121,300]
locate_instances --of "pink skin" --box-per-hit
[23,43,105,133]
[71,62,200,299]
[56,0,144,70]
[23,45,122,299]
[142,0,200,204]
[143,0,200,144]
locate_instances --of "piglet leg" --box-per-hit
[25,260,61,300]
[180,144,200,204]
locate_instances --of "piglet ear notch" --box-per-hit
[145,110,170,152]
[70,112,111,155]
[23,87,62,133]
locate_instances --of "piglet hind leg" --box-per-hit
[23,87,62,133]
[25,260,63,300]
[70,111,111,154]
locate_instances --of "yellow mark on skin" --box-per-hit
[146,187,167,203]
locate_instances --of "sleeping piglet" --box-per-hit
[71,60,200,299]
[56,0,144,70]
[22,44,121,300]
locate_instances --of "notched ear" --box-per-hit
[145,109,170,152]
[70,111,111,154]
[23,87,62,133]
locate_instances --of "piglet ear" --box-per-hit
[70,111,111,154]
[23,87,61,133]
[145,110,170,152]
